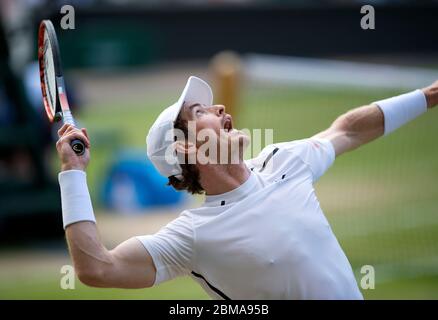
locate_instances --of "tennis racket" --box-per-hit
[38,19,85,156]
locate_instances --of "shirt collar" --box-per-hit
[203,171,259,207]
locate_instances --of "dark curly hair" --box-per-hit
[167,112,204,194]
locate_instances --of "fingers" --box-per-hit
[57,123,70,137]
[56,133,90,151]
[81,128,89,140]
[57,125,91,148]
[58,123,78,137]
[64,131,90,148]
[58,124,89,138]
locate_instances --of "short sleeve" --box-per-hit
[136,211,193,285]
[282,138,335,182]
[246,138,335,183]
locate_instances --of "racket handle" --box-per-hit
[71,139,85,156]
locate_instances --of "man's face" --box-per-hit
[179,101,249,164]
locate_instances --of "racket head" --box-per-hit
[38,20,63,122]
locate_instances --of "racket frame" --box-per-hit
[38,20,75,125]
[38,20,84,155]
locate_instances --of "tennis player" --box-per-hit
[56,76,437,299]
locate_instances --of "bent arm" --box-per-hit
[313,82,438,157]
[66,222,156,288]
[56,124,156,288]
[312,104,384,157]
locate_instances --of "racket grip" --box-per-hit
[70,139,85,156]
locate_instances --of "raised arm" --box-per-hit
[313,81,438,157]
[56,124,156,288]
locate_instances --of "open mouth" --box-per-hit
[223,116,233,133]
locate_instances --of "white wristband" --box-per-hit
[58,170,96,229]
[374,89,427,135]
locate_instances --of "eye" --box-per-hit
[195,108,204,115]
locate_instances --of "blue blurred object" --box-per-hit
[101,149,186,213]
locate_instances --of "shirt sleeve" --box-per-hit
[136,211,193,285]
[281,138,335,182]
[247,138,335,183]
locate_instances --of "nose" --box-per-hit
[212,104,225,116]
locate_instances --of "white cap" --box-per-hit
[146,76,213,179]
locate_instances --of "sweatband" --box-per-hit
[373,89,427,135]
[58,170,96,229]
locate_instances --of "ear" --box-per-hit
[174,140,196,155]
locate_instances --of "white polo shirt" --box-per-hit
[137,138,363,300]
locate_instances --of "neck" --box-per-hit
[198,161,250,196]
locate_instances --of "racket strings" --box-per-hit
[42,32,57,117]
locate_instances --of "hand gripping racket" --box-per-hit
[38,19,85,156]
